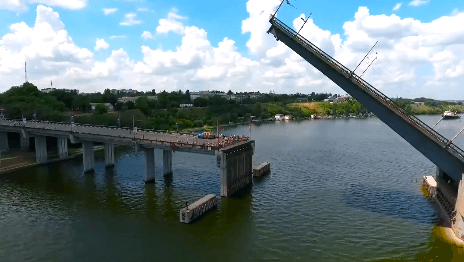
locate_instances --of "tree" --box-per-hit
[193,97,208,107]
[227,90,233,96]
[95,103,108,115]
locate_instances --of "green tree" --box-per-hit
[95,103,108,115]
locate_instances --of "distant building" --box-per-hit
[180,104,193,108]
[90,103,114,111]
[117,96,158,103]
[335,95,351,103]
[110,89,118,95]
[41,88,79,94]
[414,102,425,105]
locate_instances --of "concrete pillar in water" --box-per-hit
[219,141,254,197]
[0,132,8,152]
[57,137,68,159]
[34,136,47,163]
[104,142,115,167]
[82,141,95,173]
[163,149,173,176]
[20,136,29,150]
[452,173,464,241]
[144,148,155,183]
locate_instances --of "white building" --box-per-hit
[90,103,114,111]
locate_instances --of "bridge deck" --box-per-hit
[0,119,249,155]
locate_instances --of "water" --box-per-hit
[1,115,464,261]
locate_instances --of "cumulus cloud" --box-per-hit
[102,8,117,15]
[409,0,430,7]
[393,3,402,11]
[29,0,87,10]
[94,38,109,51]
[0,0,28,11]
[156,12,187,34]
[141,31,154,39]
[120,12,141,26]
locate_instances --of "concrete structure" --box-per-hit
[180,194,218,223]
[57,137,68,159]
[0,119,253,196]
[163,149,172,176]
[144,148,155,183]
[82,141,95,173]
[217,141,254,197]
[20,136,29,150]
[452,174,464,240]
[253,162,270,177]
[0,132,8,152]
[104,142,115,167]
[90,103,114,111]
[34,136,47,163]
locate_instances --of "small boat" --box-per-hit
[284,115,293,121]
[310,114,320,119]
[275,114,284,121]
[442,111,460,119]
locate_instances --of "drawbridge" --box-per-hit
[267,17,464,183]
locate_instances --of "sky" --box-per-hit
[0,0,463,99]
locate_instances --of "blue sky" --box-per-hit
[0,0,464,99]
[2,0,461,61]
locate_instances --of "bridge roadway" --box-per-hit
[0,119,255,197]
[0,119,248,155]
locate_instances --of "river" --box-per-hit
[1,115,464,261]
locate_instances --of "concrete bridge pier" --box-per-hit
[452,174,464,241]
[20,136,29,150]
[57,137,68,159]
[35,136,47,163]
[0,132,8,152]
[144,148,155,183]
[82,141,95,173]
[163,149,173,176]
[104,142,115,167]
[218,141,254,197]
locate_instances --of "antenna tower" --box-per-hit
[25,62,28,83]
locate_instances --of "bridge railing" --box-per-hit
[269,17,464,159]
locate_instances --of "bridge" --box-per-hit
[0,119,254,197]
[267,16,464,240]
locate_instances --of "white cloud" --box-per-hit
[94,38,109,51]
[1,1,464,100]
[102,8,117,15]
[110,35,126,39]
[409,0,430,7]
[137,8,149,12]
[120,12,141,26]
[393,3,402,11]
[156,12,187,34]
[0,0,27,11]
[28,0,87,10]
[141,31,154,40]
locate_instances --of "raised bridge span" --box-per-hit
[267,17,464,184]
[268,16,464,241]
[0,119,255,197]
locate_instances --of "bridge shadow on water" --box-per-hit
[342,184,439,225]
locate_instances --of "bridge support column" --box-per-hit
[451,173,464,241]
[452,173,464,240]
[163,149,172,176]
[144,148,155,183]
[0,132,8,152]
[219,141,254,197]
[20,136,29,150]
[57,137,68,159]
[104,142,115,167]
[34,136,47,163]
[82,141,95,173]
